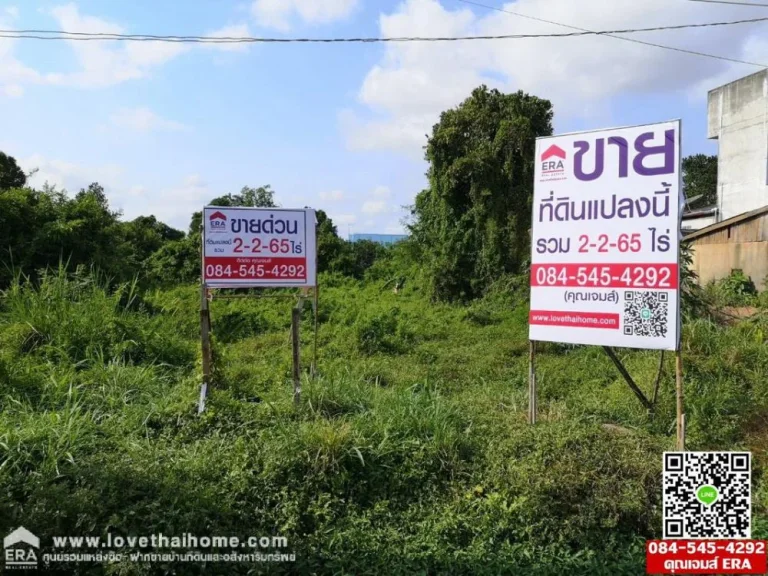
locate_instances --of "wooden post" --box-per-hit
[198,283,213,414]
[292,306,301,407]
[676,350,685,451]
[312,285,319,379]
[528,340,537,424]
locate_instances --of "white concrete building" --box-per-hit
[707,69,768,222]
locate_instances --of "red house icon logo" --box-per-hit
[540,144,566,178]
[209,211,227,232]
[541,145,566,161]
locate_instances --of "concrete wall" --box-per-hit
[707,70,768,221]
[691,241,768,291]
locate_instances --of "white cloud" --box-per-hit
[0,4,257,94]
[344,0,768,153]
[41,3,190,89]
[372,185,391,198]
[3,84,23,97]
[251,0,358,31]
[0,8,44,97]
[106,173,209,229]
[109,107,189,132]
[330,213,357,226]
[16,153,206,230]
[361,200,388,214]
[385,222,406,234]
[20,153,124,194]
[204,23,252,52]
[319,189,345,201]
[107,174,209,228]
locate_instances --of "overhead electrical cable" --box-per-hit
[685,0,768,7]
[0,14,766,51]
[455,0,768,67]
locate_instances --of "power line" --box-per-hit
[0,15,767,46]
[686,0,768,6]
[455,0,768,67]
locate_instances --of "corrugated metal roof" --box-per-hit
[683,204,768,242]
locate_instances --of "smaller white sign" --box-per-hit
[202,207,317,288]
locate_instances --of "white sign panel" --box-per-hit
[202,207,317,288]
[529,121,682,351]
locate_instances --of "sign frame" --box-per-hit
[201,205,318,289]
[528,119,683,352]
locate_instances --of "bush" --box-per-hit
[354,307,414,355]
[707,269,758,307]
[2,266,768,575]
[214,309,267,343]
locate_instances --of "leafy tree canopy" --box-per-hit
[0,151,27,191]
[682,154,718,208]
[410,85,554,301]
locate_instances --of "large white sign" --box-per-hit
[202,206,317,288]
[529,121,682,351]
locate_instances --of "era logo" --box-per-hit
[4,526,39,569]
[541,144,566,174]
[208,211,227,233]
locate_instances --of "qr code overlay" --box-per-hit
[623,291,668,338]
[663,452,751,539]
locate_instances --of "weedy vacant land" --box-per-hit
[1,268,767,575]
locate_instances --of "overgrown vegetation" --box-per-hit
[1,89,766,575]
[0,267,766,575]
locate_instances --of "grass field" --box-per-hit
[1,267,767,575]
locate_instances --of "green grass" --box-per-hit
[1,268,767,575]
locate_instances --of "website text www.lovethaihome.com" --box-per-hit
[45,533,294,564]
[3,527,295,569]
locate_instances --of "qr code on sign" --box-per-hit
[663,452,751,539]
[623,291,668,337]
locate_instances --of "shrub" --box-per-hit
[354,307,414,355]
[709,269,758,307]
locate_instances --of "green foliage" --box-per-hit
[315,209,345,273]
[188,184,277,234]
[1,268,766,575]
[679,241,706,317]
[682,154,718,207]
[143,237,199,286]
[411,85,553,301]
[354,306,414,355]
[0,150,26,190]
[705,269,759,307]
[331,240,388,280]
[0,184,128,286]
[1,89,767,574]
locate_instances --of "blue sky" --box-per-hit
[1,0,766,234]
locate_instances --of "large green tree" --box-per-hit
[410,86,553,301]
[314,209,344,273]
[682,154,718,208]
[189,185,277,235]
[0,151,26,190]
